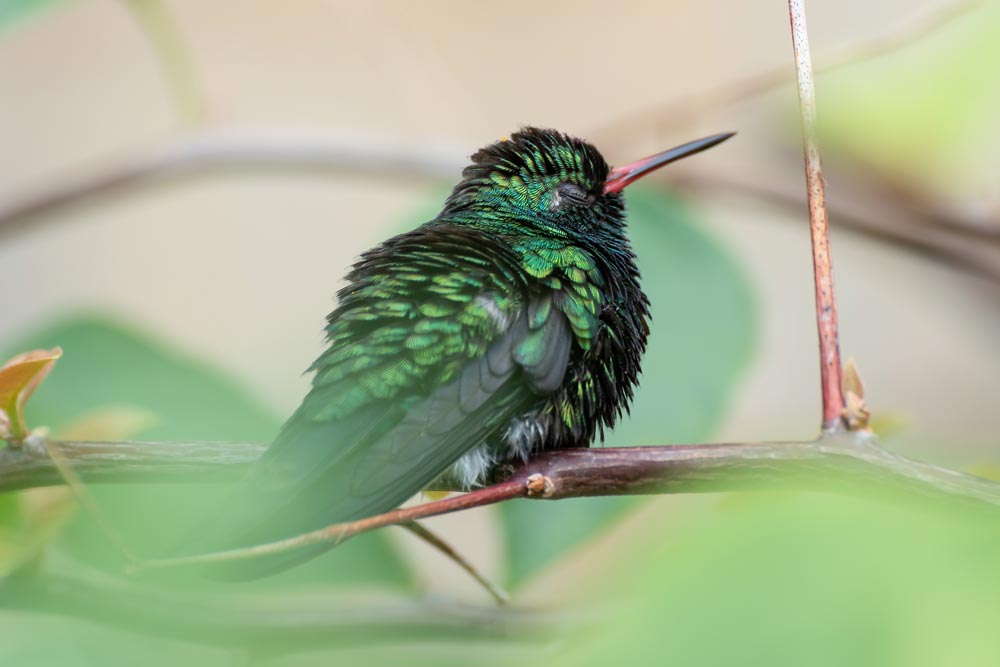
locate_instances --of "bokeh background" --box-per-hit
[1,1,999,665]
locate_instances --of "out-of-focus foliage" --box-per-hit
[499,188,755,586]
[819,3,1000,191]
[555,491,1000,667]
[3,318,274,442]
[0,0,67,31]
[0,487,73,576]
[0,317,413,589]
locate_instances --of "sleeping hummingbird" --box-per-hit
[215,127,733,577]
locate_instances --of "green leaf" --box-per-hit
[817,3,1000,189]
[0,0,68,31]
[499,188,755,587]
[0,487,73,576]
[555,492,1000,667]
[3,316,274,442]
[1,315,413,590]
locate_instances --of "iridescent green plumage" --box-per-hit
[213,128,656,578]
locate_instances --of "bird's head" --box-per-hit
[440,127,733,237]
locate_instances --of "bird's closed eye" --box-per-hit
[552,183,592,209]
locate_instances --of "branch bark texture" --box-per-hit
[4,434,1000,510]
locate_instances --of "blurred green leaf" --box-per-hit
[0,612,227,667]
[818,3,1000,188]
[0,0,67,30]
[0,487,73,576]
[3,316,274,442]
[500,188,755,587]
[556,492,1000,667]
[1,315,413,590]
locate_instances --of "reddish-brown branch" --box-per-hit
[789,0,846,431]
[136,477,527,570]
[126,435,1000,571]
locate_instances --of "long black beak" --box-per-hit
[603,132,736,194]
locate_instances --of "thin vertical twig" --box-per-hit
[788,0,846,432]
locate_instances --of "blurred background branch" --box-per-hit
[0,569,561,650]
[0,128,463,238]
[1,0,995,285]
[1,125,996,286]
[676,169,1000,285]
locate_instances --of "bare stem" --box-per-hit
[789,0,845,431]
[5,435,1000,506]
[0,438,265,493]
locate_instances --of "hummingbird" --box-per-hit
[214,128,733,578]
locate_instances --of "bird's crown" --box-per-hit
[440,127,614,224]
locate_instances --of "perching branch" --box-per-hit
[40,439,139,566]
[57,433,1000,570]
[0,128,464,238]
[127,432,1000,570]
[0,436,265,493]
[4,435,1000,507]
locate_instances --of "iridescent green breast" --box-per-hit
[513,237,604,351]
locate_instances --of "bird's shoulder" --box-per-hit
[304,223,615,420]
[304,223,525,420]
[509,235,606,352]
